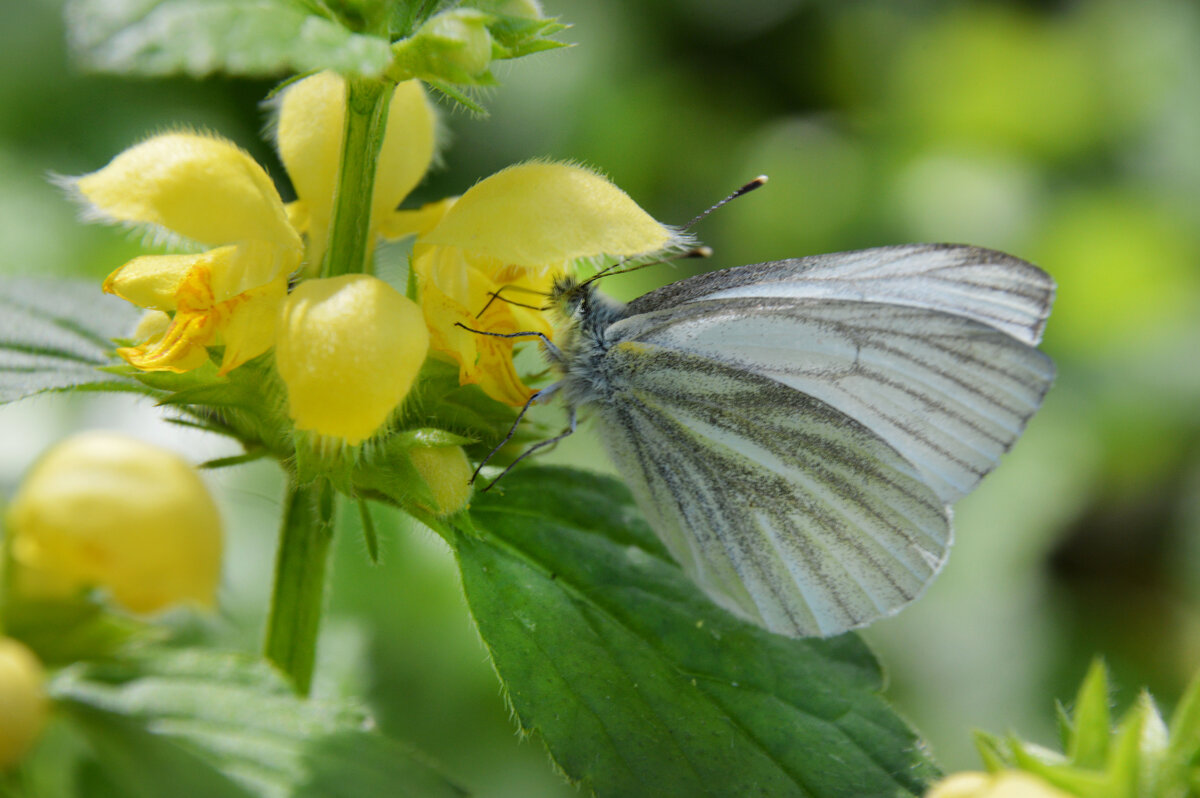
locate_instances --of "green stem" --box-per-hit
[321,76,393,278]
[264,478,336,695]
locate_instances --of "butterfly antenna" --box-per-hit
[477,284,550,318]
[579,176,766,289]
[681,175,768,232]
[577,246,712,291]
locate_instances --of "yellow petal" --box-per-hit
[276,275,430,444]
[415,248,549,406]
[117,308,217,373]
[76,133,299,252]
[0,638,48,769]
[6,432,222,614]
[380,197,457,240]
[275,72,344,269]
[421,162,675,266]
[372,80,437,228]
[133,310,172,341]
[217,273,288,374]
[276,73,436,269]
[103,252,208,310]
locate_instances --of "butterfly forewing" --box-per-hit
[607,298,1055,504]
[626,244,1055,347]
[594,346,951,637]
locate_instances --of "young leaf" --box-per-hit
[51,648,467,798]
[1166,669,1200,775]
[65,0,394,78]
[0,277,142,404]
[1067,659,1112,769]
[454,466,940,798]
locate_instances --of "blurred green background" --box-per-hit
[3,0,1200,795]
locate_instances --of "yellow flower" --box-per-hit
[78,134,301,374]
[0,638,48,770]
[926,771,1073,798]
[73,72,437,375]
[274,71,437,277]
[5,432,223,614]
[276,275,429,445]
[394,162,675,405]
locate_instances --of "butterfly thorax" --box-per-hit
[549,277,627,406]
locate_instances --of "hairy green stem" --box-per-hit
[264,478,336,695]
[321,76,393,278]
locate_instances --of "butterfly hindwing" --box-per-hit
[593,345,951,637]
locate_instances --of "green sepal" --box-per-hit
[973,730,1011,773]
[486,15,569,60]
[357,498,380,564]
[352,437,440,527]
[400,357,532,464]
[970,660,1200,798]
[422,79,489,114]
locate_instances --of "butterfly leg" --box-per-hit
[479,403,577,493]
[470,383,561,484]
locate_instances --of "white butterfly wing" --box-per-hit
[585,246,1055,636]
[592,345,951,638]
[627,244,1054,347]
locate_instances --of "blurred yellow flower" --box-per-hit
[926,771,1073,798]
[276,275,429,445]
[408,445,473,515]
[395,162,675,405]
[73,72,436,375]
[0,638,48,770]
[5,432,222,614]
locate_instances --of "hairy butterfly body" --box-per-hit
[535,243,1055,638]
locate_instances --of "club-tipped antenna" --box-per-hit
[681,175,768,232]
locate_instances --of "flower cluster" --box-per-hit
[72,71,674,446]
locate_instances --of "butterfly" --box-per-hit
[474,242,1055,638]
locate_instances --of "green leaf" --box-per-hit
[65,0,395,78]
[0,277,142,404]
[51,648,467,798]
[454,466,940,798]
[1068,659,1112,769]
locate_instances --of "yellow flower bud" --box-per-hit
[6,432,222,614]
[0,638,48,770]
[925,771,1072,798]
[276,275,429,445]
[409,446,473,515]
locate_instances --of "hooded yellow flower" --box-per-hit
[73,73,436,375]
[6,432,223,614]
[391,162,675,405]
[276,274,429,445]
